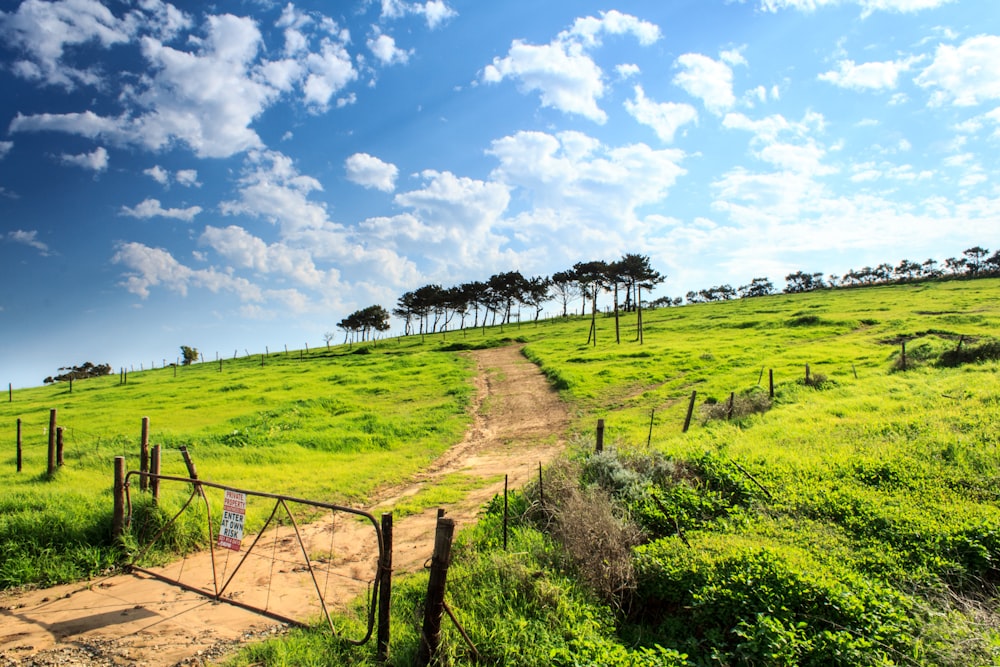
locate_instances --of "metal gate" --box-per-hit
[122,469,384,645]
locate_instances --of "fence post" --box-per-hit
[503,474,509,551]
[901,341,907,371]
[150,444,161,505]
[769,369,775,399]
[538,461,544,507]
[647,409,655,447]
[47,409,57,476]
[140,416,150,492]
[8,382,11,402]
[377,512,393,663]
[726,392,735,420]
[112,456,126,540]
[56,427,64,466]
[16,418,22,473]
[683,390,697,433]
[417,516,456,667]
[805,364,811,384]
[595,419,605,453]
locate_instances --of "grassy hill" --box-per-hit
[3,277,1000,665]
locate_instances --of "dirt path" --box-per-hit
[0,345,569,666]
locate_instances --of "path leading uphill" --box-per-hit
[0,345,570,666]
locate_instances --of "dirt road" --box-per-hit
[0,345,569,666]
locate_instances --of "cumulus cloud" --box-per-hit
[367,31,411,66]
[176,169,200,187]
[221,150,334,234]
[200,225,326,288]
[144,165,169,185]
[673,52,739,115]
[916,35,1000,106]
[345,153,399,192]
[819,57,918,90]
[482,10,661,123]
[624,85,698,143]
[112,241,262,300]
[120,197,202,221]
[0,0,132,88]
[378,0,457,29]
[0,141,12,159]
[58,146,108,171]
[7,229,51,255]
[759,0,954,16]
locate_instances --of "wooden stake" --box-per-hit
[417,516,456,666]
[647,409,655,447]
[769,369,774,399]
[16,418,22,473]
[377,512,393,663]
[56,427,64,466]
[150,444,161,505]
[47,409,57,476]
[595,418,605,453]
[140,416,150,492]
[726,392,735,420]
[682,390,697,433]
[112,456,126,540]
[503,474,509,551]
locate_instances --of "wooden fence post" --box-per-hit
[726,392,735,420]
[901,341,907,371]
[140,417,150,492]
[538,462,544,508]
[769,369,775,399]
[16,418,22,473]
[683,390,697,433]
[595,419,605,453]
[647,409,655,447]
[112,456,126,540]
[503,474,509,551]
[56,427,64,466]
[417,516,456,667]
[377,512,393,663]
[805,364,811,384]
[47,409,57,476]
[150,444,161,505]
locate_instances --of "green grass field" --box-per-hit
[3,277,1000,665]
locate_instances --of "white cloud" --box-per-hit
[0,141,12,159]
[136,0,193,41]
[419,1,457,29]
[58,146,108,171]
[176,169,200,187]
[199,225,326,288]
[220,150,334,234]
[7,229,51,255]
[345,153,399,192]
[144,165,169,185]
[0,0,132,88]
[819,57,917,90]
[673,52,739,115]
[120,197,202,221]
[482,10,661,124]
[624,86,698,143]
[302,37,358,111]
[916,35,1000,106]
[112,241,262,300]
[759,0,954,16]
[367,31,411,66]
[616,63,640,79]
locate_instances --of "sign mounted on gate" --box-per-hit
[218,489,247,551]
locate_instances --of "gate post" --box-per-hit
[112,456,126,540]
[377,512,393,663]
[417,515,455,666]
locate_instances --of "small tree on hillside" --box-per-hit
[180,345,199,365]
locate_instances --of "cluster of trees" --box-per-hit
[327,245,998,342]
[681,246,999,303]
[386,254,665,344]
[43,361,112,384]
[332,305,391,344]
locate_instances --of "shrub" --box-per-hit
[700,387,772,422]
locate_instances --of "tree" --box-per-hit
[550,270,577,317]
[573,260,610,346]
[180,345,199,365]
[985,250,1000,274]
[44,361,112,384]
[784,271,825,293]
[616,253,664,344]
[963,246,989,275]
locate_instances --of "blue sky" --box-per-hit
[1,0,998,388]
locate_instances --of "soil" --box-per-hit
[0,345,570,666]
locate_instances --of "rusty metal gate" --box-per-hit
[122,469,385,645]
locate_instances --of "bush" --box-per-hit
[700,387,772,422]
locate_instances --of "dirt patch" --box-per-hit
[0,345,569,666]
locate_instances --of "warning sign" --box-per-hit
[218,489,246,551]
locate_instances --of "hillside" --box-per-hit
[2,277,1000,665]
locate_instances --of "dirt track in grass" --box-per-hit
[0,344,570,666]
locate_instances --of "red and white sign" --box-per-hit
[218,489,246,551]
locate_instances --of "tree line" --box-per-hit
[682,246,999,303]
[332,245,998,343]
